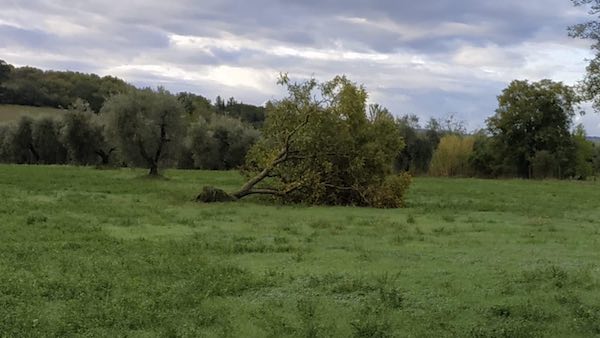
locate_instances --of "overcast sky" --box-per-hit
[1,0,600,134]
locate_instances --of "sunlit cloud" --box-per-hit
[1,0,599,133]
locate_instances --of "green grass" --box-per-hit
[1,165,600,337]
[0,104,66,123]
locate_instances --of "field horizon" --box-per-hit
[1,164,600,337]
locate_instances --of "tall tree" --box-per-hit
[103,88,185,176]
[569,0,600,110]
[487,79,579,178]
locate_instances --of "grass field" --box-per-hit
[0,104,66,123]
[1,165,600,337]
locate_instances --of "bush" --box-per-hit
[366,173,412,208]
[429,135,474,177]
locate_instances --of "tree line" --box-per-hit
[2,68,600,181]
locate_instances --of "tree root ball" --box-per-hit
[196,186,236,203]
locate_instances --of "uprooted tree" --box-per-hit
[197,75,412,208]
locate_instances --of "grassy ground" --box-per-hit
[0,104,66,123]
[1,165,600,337]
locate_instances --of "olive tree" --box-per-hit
[103,88,185,175]
[198,75,411,208]
[189,114,259,170]
[32,117,67,164]
[61,100,115,165]
[6,116,37,164]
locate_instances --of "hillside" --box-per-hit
[0,104,67,123]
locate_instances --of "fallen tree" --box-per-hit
[197,75,412,208]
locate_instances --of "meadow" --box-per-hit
[1,165,600,337]
[0,104,66,124]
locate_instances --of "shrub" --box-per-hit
[366,173,412,208]
[429,135,475,177]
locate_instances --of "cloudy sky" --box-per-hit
[1,0,600,134]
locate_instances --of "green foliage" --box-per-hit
[572,125,595,179]
[569,0,600,112]
[61,100,115,165]
[189,114,260,170]
[468,132,499,178]
[223,98,266,128]
[395,114,439,174]
[487,79,579,178]
[530,150,557,179]
[242,75,409,207]
[365,173,412,208]
[5,116,36,164]
[0,61,132,112]
[31,117,67,164]
[0,125,10,163]
[429,135,475,177]
[177,92,212,118]
[103,88,186,175]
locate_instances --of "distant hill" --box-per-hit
[0,104,66,124]
[588,136,600,144]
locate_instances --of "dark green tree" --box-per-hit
[487,79,579,178]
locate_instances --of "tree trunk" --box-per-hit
[28,144,39,164]
[95,147,115,165]
[149,164,159,176]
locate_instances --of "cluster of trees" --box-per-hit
[0,60,132,112]
[0,90,261,173]
[0,75,413,208]
[411,80,600,179]
[0,60,267,172]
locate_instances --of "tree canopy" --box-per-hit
[486,79,579,178]
[103,88,186,176]
[198,75,411,208]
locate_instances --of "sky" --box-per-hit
[1,0,600,134]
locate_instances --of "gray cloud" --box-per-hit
[1,0,600,134]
